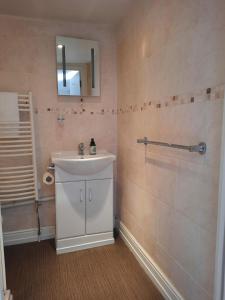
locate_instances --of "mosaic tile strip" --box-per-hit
[34,83,225,116]
[116,83,225,114]
[34,106,117,115]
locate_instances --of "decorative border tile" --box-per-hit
[116,83,225,114]
[34,83,225,116]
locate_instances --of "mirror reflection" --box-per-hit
[56,36,100,97]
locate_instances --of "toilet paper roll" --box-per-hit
[43,172,54,185]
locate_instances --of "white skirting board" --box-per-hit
[119,222,184,300]
[3,226,55,246]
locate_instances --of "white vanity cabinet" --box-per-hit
[54,163,114,254]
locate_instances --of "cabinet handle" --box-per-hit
[89,188,92,202]
[80,189,83,202]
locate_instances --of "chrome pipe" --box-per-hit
[48,163,55,171]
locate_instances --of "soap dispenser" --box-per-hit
[89,138,96,155]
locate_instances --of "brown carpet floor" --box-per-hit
[5,237,164,300]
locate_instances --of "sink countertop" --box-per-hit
[51,150,116,176]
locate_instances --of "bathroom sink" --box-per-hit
[51,151,116,175]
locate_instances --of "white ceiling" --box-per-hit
[0,0,134,25]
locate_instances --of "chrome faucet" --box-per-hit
[78,142,85,155]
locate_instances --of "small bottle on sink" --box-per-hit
[89,138,96,155]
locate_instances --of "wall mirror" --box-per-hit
[56,36,100,97]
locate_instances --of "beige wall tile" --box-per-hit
[117,0,225,298]
[171,261,211,300]
[0,15,117,231]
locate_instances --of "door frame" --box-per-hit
[214,93,225,300]
[0,206,7,299]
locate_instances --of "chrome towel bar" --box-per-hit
[137,137,207,155]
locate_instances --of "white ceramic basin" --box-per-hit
[51,151,116,175]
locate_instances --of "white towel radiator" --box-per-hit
[0,92,38,203]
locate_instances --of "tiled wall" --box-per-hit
[116,0,225,299]
[0,15,117,231]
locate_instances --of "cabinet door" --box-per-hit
[86,179,113,235]
[56,181,85,239]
